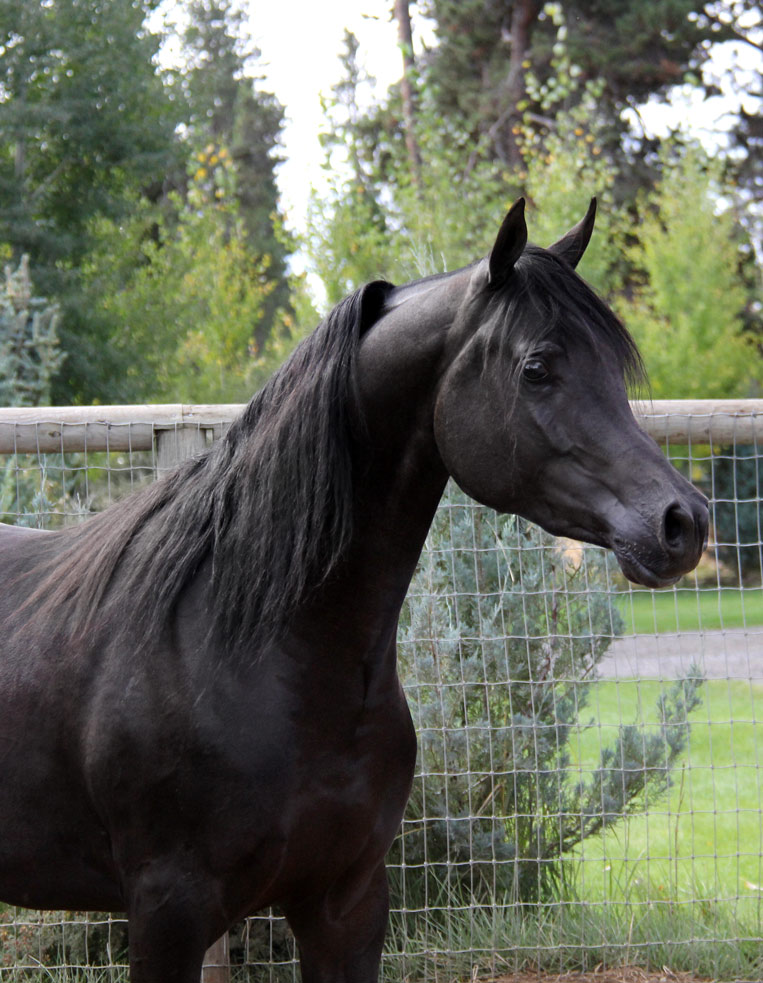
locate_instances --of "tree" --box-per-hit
[307,31,400,304]
[618,144,761,399]
[308,18,623,302]
[309,28,521,300]
[0,0,182,402]
[517,14,624,295]
[710,1,763,255]
[407,0,728,180]
[0,254,62,407]
[393,0,423,187]
[81,154,301,404]
[180,0,292,351]
[0,0,178,276]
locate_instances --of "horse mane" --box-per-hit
[17,280,393,657]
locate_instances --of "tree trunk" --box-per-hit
[499,0,542,168]
[394,0,423,188]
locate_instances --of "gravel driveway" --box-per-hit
[598,627,763,681]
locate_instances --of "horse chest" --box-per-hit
[242,681,418,907]
[88,647,416,911]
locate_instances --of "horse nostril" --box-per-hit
[663,503,692,550]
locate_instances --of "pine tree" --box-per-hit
[181,0,292,350]
[0,255,62,407]
[416,0,732,177]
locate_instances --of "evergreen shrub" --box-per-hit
[393,487,702,906]
[712,445,763,583]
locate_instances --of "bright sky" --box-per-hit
[247,1,411,230]
[153,0,416,231]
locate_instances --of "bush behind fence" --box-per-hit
[0,402,762,981]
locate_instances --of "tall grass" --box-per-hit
[385,894,763,982]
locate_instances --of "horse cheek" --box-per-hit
[433,371,521,513]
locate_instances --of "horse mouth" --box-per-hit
[613,545,682,589]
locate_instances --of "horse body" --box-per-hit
[0,201,708,982]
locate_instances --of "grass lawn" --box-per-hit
[569,678,763,925]
[617,586,763,634]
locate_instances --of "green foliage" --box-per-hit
[619,145,761,399]
[0,0,179,275]
[307,180,395,307]
[179,0,292,350]
[559,0,728,105]
[712,445,763,582]
[307,32,399,303]
[81,156,289,404]
[308,19,628,306]
[308,30,518,297]
[0,0,182,402]
[518,13,623,294]
[0,255,62,407]
[415,0,730,185]
[393,489,703,905]
[0,0,298,404]
[390,116,512,277]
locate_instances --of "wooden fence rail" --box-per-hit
[0,400,761,456]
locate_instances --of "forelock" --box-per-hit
[487,245,646,390]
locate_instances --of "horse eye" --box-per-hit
[522,359,549,383]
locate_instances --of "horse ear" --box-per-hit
[547,198,597,269]
[488,198,527,286]
[358,279,393,335]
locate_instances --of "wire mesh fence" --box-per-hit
[0,402,761,982]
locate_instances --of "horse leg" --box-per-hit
[125,863,221,983]
[284,862,390,983]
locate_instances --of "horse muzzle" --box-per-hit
[611,494,709,588]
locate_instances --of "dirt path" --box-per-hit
[491,969,707,983]
[598,628,763,681]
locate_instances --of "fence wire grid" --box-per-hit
[0,406,761,982]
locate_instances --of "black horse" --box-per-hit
[0,201,707,982]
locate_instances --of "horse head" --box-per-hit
[433,199,708,588]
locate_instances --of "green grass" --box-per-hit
[386,894,763,982]
[569,679,763,918]
[617,586,763,634]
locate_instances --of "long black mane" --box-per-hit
[17,281,391,657]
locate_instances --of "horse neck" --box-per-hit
[293,272,473,657]
[355,268,474,533]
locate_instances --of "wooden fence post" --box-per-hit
[155,425,208,476]
[154,423,232,983]
[201,933,230,983]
